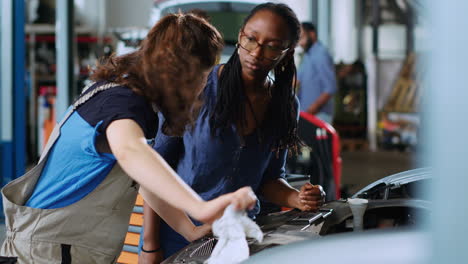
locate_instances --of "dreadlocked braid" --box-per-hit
[210,48,245,136]
[210,2,301,151]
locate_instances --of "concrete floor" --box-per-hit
[0,150,415,244]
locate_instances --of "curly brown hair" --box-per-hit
[91,13,224,136]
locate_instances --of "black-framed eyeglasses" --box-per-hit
[238,32,289,61]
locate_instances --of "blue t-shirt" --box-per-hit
[26,82,158,209]
[154,65,296,257]
[297,41,337,115]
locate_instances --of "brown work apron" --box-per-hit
[0,83,140,263]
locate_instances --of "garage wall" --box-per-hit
[75,0,153,32]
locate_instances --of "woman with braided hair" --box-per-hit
[140,3,325,263]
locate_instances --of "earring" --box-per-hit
[281,65,285,72]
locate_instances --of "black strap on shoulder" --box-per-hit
[39,82,121,162]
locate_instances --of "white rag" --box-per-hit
[205,205,264,264]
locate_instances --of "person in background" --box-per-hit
[0,13,256,263]
[140,3,325,263]
[297,22,337,124]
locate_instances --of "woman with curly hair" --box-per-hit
[0,13,256,263]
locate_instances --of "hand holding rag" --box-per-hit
[205,205,263,264]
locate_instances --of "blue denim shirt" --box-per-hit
[155,65,288,206]
[297,41,337,115]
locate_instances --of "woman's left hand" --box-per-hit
[296,183,325,211]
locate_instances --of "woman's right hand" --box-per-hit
[189,186,257,224]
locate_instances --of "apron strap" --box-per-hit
[39,82,122,162]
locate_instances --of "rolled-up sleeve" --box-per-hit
[318,54,337,95]
[262,149,287,184]
[297,58,306,83]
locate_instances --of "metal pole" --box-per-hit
[317,0,330,49]
[1,0,14,186]
[29,33,37,160]
[367,0,380,152]
[406,5,414,56]
[13,0,26,177]
[55,0,75,119]
[356,0,364,59]
[310,0,318,26]
[97,0,107,58]
[371,0,380,55]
